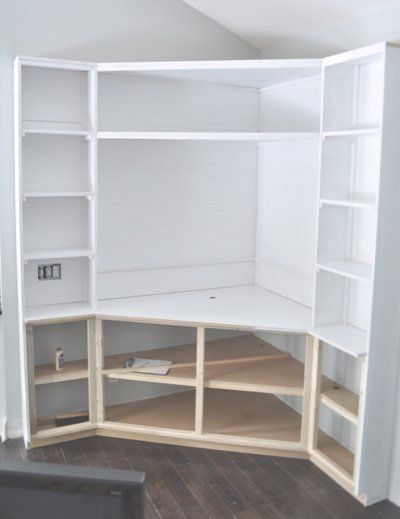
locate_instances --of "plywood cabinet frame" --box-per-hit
[26,316,365,502]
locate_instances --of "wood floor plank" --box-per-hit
[0,438,398,519]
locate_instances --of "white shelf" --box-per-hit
[317,260,373,283]
[23,191,93,200]
[24,247,94,261]
[97,285,313,333]
[26,302,94,323]
[312,324,367,357]
[320,197,377,210]
[22,129,91,138]
[322,128,380,139]
[97,131,318,142]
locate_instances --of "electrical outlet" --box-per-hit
[38,263,62,281]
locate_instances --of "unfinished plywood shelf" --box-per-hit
[103,343,197,387]
[103,334,305,395]
[106,390,196,431]
[105,388,302,443]
[204,335,305,395]
[321,377,359,425]
[316,430,355,479]
[35,359,88,385]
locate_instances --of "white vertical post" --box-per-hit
[87,67,98,309]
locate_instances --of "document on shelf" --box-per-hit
[131,357,172,375]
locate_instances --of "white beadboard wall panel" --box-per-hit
[98,73,259,131]
[259,76,321,132]
[22,67,88,131]
[98,261,254,300]
[23,198,89,251]
[22,135,88,192]
[98,140,257,297]
[24,257,89,307]
[255,140,319,307]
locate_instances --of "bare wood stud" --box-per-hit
[301,334,314,447]
[195,326,205,435]
[307,337,322,451]
[87,318,97,424]
[26,324,37,435]
[95,318,104,423]
[353,356,367,484]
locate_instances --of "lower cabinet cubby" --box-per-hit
[105,382,196,431]
[315,403,356,479]
[203,389,302,442]
[36,379,90,432]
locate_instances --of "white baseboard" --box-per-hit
[5,418,23,439]
[0,416,6,442]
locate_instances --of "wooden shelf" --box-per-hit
[23,191,93,200]
[317,259,372,283]
[22,128,90,138]
[321,377,359,424]
[103,343,197,387]
[312,324,367,357]
[106,390,196,431]
[320,197,376,210]
[106,389,302,442]
[317,431,355,478]
[24,247,94,261]
[204,335,304,395]
[97,131,318,142]
[35,359,88,385]
[203,389,302,442]
[103,334,305,395]
[37,414,90,433]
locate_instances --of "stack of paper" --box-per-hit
[130,357,172,375]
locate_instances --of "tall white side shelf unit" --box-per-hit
[14,43,400,505]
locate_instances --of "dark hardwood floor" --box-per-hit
[1,437,399,518]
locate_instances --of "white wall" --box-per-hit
[0,0,258,438]
[261,2,400,58]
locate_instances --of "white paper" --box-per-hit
[131,357,172,375]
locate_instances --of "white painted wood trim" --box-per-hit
[97,59,322,73]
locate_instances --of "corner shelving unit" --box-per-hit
[14,43,400,506]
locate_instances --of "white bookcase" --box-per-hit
[14,43,400,505]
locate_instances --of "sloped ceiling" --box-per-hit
[182,0,400,57]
